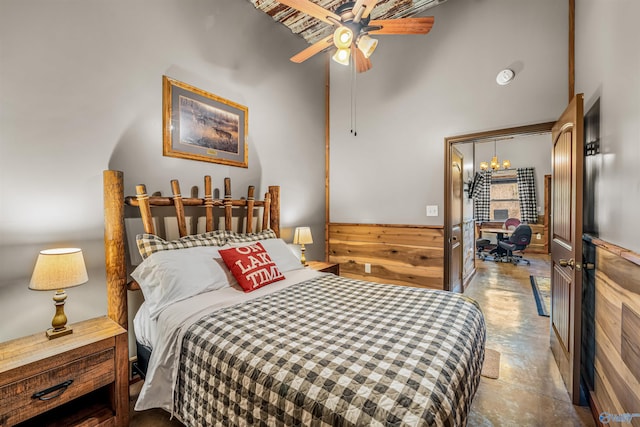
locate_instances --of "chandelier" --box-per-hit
[480,140,510,171]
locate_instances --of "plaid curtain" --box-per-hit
[471,171,492,222]
[517,167,538,223]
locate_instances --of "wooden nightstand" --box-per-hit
[0,316,128,427]
[306,261,340,275]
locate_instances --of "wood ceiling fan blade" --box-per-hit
[368,17,434,35]
[276,0,340,25]
[353,45,372,73]
[290,34,334,63]
[352,0,379,21]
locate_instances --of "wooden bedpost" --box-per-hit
[246,186,255,234]
[224,178,232,231]
[262,193,271,233]
[269,186,280,237]
[171,179,187,237]
[204,176,214,232]
[135,184,155,235]
[103,170,128,329]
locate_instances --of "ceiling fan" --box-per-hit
[277,0,435,72]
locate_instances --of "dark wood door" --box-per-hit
[550,93,584,404]
[449,148,463,293]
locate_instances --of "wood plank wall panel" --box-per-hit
[592,244,640,425]
[528,222,548,253]
[621,304,640,384]
[328,223,444,290]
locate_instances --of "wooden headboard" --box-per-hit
[102,170,281,329]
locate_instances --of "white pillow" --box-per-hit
[229,238,304,273]
[131,246,233,320]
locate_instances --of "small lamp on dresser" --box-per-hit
[293,227,313,266]
[29,248,88,339]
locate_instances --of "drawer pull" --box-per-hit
[31,379,74,401]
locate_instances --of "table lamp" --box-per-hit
[293,227,313,265]
[29,248,88,339]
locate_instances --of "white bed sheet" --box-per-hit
[134,267,323,412]
[133,302,156,349]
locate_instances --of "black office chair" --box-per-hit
[504,217,521,231]
[476,238,493,260]
[497,224,532,265]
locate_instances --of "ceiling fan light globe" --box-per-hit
[357,35,378,58]
[333,26,353,49]
[332,48,351,66]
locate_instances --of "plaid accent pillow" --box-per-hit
[136,230,227,259]
[225,229,277,243]
[218,242,285,292]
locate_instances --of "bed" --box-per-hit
[103,170,486,426]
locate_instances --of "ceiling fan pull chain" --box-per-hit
[351,57,357,136]
[350,58,354,135]
[354,68,357,136]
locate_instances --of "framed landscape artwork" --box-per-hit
[163,76,248,168]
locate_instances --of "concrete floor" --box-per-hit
[130,253,596,426]
[465,253,595,426]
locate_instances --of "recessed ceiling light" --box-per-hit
[496,69,515,85]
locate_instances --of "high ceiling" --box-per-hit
[248,0,448,45]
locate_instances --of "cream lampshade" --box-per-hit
[357,35,378,58]
[29,248,88,339]
[332,48,351,66]
[333,26,353,49]
[293,227,313,266]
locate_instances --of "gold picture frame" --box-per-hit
[163,76,248,168]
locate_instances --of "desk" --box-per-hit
[481,227,514,241]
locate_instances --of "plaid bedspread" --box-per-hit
[175,275,486,426]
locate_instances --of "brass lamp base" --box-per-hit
[300,244,307,266]
[46,326,73,339]
[46,289,73,340]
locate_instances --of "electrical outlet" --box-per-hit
[364,263,371,273]
[426,205,438,217]
[536,233,542,240]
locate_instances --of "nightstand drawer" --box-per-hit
[0,347,115,426]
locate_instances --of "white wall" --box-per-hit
[575,0,640,253]
[330,0,567,225]
[0,0,325,342]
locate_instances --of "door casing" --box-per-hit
[443,122,554,291]
[450,147,464,293]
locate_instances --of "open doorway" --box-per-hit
[443,122,554,291]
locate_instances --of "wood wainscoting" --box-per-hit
[589,237,640,423]
[527,222,548,253]
[328,223,444,290]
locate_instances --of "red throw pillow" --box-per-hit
[218,242,285,292]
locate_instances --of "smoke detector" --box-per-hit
[496,69,515,85]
